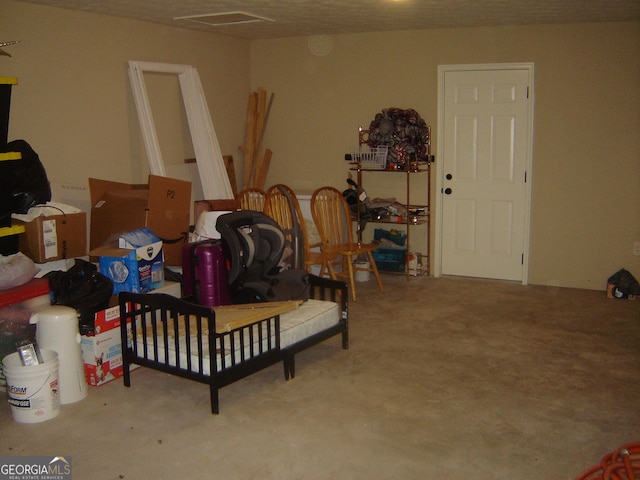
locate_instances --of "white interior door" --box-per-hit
[436,64,534,282]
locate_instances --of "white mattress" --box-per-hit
[134,299,340,376]
[279,298,340,348]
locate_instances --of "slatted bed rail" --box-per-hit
[127,294,213,380]
[307,274,349,348]
[119,292,282,414]
[308,274,349,325]
[118,275,349,414]
[281,275,349,379]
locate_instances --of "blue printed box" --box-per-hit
[90,227,164,294]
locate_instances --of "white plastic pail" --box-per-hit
[2,349,60,423]
[355,261,371,282]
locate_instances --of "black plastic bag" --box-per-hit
[607,268,640,299]
[45,259,114,334]
[0,139,51,225]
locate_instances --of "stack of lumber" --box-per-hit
[242,88,274,190]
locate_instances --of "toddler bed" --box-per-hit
[118,275,348,414]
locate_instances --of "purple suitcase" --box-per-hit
[182,240,232,307]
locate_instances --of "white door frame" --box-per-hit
[128,61,233,199]
[434,63,535,284]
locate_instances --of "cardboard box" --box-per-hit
[90,227,164,295]
[16,212,87,262]
[81,304,138,386]
[194,199,239,222]
[0,278,51,389]
[89,175,191,266]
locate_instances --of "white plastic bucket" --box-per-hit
[355,260,371,282]
[2,349,60,423]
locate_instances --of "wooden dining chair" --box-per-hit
[311,186,384,301]
[265,184,337,278]
[235,187,266,212]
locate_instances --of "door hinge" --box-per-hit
[524,171,527,183]
[521,253,524,265]
[526,86,530,98]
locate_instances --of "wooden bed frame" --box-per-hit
[118,275,348,414]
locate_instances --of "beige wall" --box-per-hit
[1,0,250,194]
[251,23,640,290]
[3,0,639,290]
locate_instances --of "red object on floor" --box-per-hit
[574,442,640,480]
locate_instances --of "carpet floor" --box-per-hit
[1,275,638,480]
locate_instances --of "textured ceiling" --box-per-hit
[14,0,640,39]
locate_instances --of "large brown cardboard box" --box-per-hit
[89,175,191,266]
[17,212,87,262]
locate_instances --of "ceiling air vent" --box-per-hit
[174,11,274,27]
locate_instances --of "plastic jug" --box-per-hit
[30,305,87,404]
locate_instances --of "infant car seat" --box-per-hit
[215,211,309,304]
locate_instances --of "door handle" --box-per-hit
[444,187,452,195]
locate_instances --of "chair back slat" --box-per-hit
[311,186,353,247]
[236,188,266,211]
[265,184,305,270]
